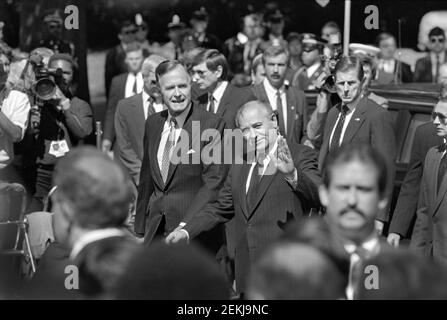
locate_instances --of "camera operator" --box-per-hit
[27,53,92,213]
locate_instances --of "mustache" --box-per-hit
[340,207,365,218]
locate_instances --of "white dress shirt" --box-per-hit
[329,102,357,148]
[263,78,288,133]
[378,59,395,74]
[431,51,446,80]
[0,90,31,169]
[207,81,228,113]
[124,72,144,98]
[157,104,190,171]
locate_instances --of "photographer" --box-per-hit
[27,53,92,212]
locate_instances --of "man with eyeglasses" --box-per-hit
[414,27,447,83]
[105,20,137,97]
[411,97,447,265]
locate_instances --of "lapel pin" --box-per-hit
[291,106,295,110]
[354,118,361,121]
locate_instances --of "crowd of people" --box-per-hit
[2,4,447,300]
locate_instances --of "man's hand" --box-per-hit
[387,233,401,248]
[271,135,295,178]
[375,220,384,235]
[165,229,189,244]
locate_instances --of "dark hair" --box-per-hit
[376,32,395,46]
[359,55,377,79]
[192,49,229,81]
[53,147,133,229]
[322,143,388,198]
[334,55,365,82]
[48,53,74,68]
[262,45,290,66]
[247,242,345,299]
[429,27,445,38]
[119,20,135,33]
[124,42,142,55]
[78,237,139,298]
[155,60,188,83]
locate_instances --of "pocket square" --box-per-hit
[186,149,196,155]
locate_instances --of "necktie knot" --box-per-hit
[170,117,177,129]
[341,104,349,115]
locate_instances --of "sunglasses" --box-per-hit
[123,29,137,35]
[432,111,447,124]
[430,36,445,43]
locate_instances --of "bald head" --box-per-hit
[236,100,273,128]
[246,243,344,299]
[53,147,133,229]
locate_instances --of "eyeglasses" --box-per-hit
[123,29,137,35]
[430,36,445,43]
[432,111,447,125]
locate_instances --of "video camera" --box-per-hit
[29,53,63,100]
[318,43,343,93]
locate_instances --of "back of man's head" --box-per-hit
[113,242,229,299]
[53,146,133,229]
[246,242,345,300]
[141,54,167,77]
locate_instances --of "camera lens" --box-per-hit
[35,78,56,100]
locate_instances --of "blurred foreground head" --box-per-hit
[113,242,229,299]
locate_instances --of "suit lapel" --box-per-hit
[284,86,296,141]
[151,112,167,189]
[434,148,447,214]
[216,85,232,118]
[163,105,195,188]
[247,161,277,220]
[237,163,252,219]
[319,107,339,167]
[341,97,367,145]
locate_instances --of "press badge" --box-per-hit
[49,140,69,158]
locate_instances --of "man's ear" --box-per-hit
[215,65,223,79]
[319,185,329,207]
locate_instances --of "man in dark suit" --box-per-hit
[320,143,392,299]
[192,48,254,128]
[318,56,396,229]
[115,54,167,193]
[414,27,447,83]
[104,20,137,97]
[251,45,308,145]
[190,7,222,51]
[387,122,442,246]
[102,43,144,153]
[411,99,447,264]
[135,60,227,254]
[166,100,321,293]
[375,32,413,84]
[224,13,265,87]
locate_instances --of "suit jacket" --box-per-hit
[135,102,228,253]
[318,97,397,222]
[184,143,321,292]
[251,82,308,145]
[103,73,128,144]
[224,37,264,77]
[104,44,127,97]
[413,53,447,83]
[411,145,447,264]
[114,93,149,187]
[375,60,413,84]
[195,83,255,129]
[389,122,442,237]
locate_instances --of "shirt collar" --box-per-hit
[343,231,380,255]
[142,90,150,103]
[168,103,191,129]
[70,228,127,260]
[431,51,445,61]
[210,81,228,106]
[263,78,285,95]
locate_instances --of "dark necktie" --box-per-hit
[247,162,262,210]
[329,105,349,153]
[435,54,441,83]
[276,90,286,136]
[161,118,177,183]
[132,76,138,95]
[437,152,447,193]
[208,94,216,113]
[147,98,155,118]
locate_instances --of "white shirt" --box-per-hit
[157,104,190,171]
[306,62,322,78]
[124,72,144,98]
[431,51,446,80]
[245,140,279,193]
[0,90,31,169]
[141,91,164,120]
[329,103,357,148]
[207,81,228,113]
[378,59,395,74]
[263,78,288,134]
[69,228,127,260]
